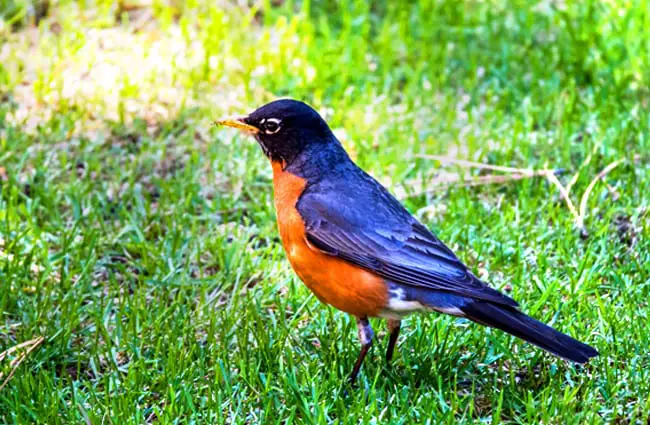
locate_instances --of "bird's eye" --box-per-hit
[263,118,281,135]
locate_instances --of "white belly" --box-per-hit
[379,286,465,319]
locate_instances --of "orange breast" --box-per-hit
[271,161,388,318]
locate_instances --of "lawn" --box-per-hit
[1,0,649,423]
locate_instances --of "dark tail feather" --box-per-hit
[461,301,599,363]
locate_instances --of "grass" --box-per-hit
[0,0,649,423]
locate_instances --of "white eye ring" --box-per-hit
[263,118,281,134]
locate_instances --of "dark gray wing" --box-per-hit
[298,183,518,308]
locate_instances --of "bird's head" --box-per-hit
[217,99,335,165]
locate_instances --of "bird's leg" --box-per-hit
[385,319,401,364]
[349,316,374,384]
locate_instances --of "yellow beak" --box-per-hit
[215,117,259,134]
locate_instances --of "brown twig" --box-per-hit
[403,155,564,199]
[412,153,628,233]
[0,336,45,391]
[415,154,549,175]
[544,170,581,226]
[401,169,553,198]
[566,143,600,194]
[578,158,626,225]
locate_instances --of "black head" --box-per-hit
[217,99,335,164]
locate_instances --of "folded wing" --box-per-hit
[298,185,518,308]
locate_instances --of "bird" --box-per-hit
[216,99,599,383]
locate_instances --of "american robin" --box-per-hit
[217,99,598,383]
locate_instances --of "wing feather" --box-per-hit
[299,187,517,307]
